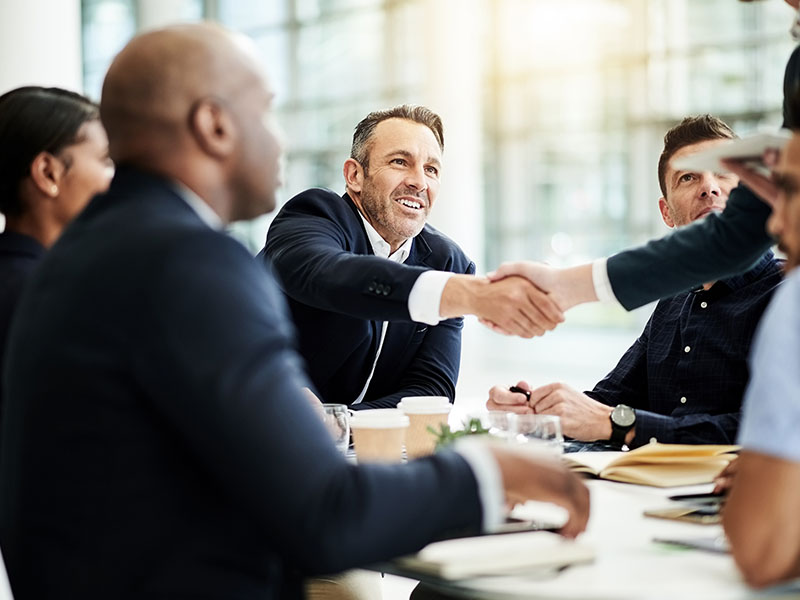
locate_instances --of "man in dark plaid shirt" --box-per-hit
[487,115,784,448]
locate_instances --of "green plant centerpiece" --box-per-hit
[427,418,491,450]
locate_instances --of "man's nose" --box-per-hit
[405,165,427,191]
[699,173,722,198]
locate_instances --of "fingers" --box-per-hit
[487,399,531,414]
[478,318,513,336]
[720,158,779,207]
[712,457,739,493]
[526,282,566,322]
[487,261,539,283]
[479,276,564,338]
[490,448,590,539]
[528,382,558,411]
[557,476,591,538]
[487,384,534,414]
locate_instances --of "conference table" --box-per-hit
[380,477,800,600]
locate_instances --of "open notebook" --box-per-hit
[564,443,738,487]
[393,530,594,580]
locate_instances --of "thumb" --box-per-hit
[488,261,529,282]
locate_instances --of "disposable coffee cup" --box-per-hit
[397,396,452,459]
[349,409,410,463]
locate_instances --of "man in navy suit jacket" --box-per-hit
[264,106,563,409]
[0,24,589,600]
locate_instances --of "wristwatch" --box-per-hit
[609,404,636,447]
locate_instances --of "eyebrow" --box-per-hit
[670,170,691,187]
[384,149,442,168]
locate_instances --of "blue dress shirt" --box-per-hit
[739,267,800,461]
[587,252,783,447]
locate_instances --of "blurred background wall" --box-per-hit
[1,0,794,407]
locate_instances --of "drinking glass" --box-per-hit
[320,404,350,455]
[508,414,564,456]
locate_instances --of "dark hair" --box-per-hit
[657,114,737,197]
[0,86,99,216]
[350,104,444,170]
[783,45,800,130]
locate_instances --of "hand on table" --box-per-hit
[488,445,590,538]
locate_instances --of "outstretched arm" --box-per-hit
[489,185,773,312]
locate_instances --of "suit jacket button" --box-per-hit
[384,285,392,295]
[368,282,376,292]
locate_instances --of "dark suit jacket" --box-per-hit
[262,188,475,409]
[607,185,774,310]
[0,167,482,599]
[0,232,44,416]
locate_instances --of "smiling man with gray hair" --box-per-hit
[263,104,563,413]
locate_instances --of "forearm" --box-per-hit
[608,186,773,310]
[629,411,741,448]
[724,451,800,588]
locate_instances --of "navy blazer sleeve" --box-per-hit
[141,230,482,574]
[607,186,773,310]
[264,188,434,322]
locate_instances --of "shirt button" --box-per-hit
[680,396,687,404]
[684,345,691,353]
[700,301,708,309]
[649,437,658,444]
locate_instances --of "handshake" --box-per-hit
[440,261,599,338]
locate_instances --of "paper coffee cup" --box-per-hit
[398,396,452,459]
[350,409,409,463]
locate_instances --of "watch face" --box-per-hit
[612,404,636,428]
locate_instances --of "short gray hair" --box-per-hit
[350,104,444,170]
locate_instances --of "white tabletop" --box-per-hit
[401,479,800,600]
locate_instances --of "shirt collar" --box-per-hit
[168,180,224,230]
[356,210,413,264]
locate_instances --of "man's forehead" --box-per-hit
[669,138,729,168]
[372,119,441,152]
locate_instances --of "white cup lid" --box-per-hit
[398,396,452,414]
[350,409,410,429]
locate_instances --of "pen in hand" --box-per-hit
[509,385,531,402]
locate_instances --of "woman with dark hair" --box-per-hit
[0,86,113,404]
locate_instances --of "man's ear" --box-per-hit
[343,158,364,193]
[29,152,63,197]
[189,98,236,159]
[658,196,675,228]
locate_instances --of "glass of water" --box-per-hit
[508,414,564,456]
[319,404,350,454]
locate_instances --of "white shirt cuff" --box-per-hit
[408,270,453,325]
[591,258,619,305]
[453,438,505,533]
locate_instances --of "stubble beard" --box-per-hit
[359,180,428,244]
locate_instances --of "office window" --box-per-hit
[82,0,797,387]
[81,0,136,100]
